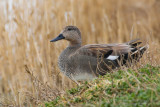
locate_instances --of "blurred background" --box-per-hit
[0,0,160,106]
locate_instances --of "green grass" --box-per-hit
[45,65,160,107]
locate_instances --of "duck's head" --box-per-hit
[50,26,82,46]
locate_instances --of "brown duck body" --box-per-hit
[51,26,148,81]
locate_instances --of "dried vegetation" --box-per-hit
[0,0,160,106]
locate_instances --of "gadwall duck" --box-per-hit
[50,26,148,81]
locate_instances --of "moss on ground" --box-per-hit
[45,65,160,107]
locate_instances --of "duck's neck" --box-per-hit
[68,41,81,48]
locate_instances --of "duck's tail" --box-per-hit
[127,39,149,62]
[128,38,149,53]
[127,38,142,47]
[114,39,149,66]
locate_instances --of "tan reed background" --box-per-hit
[0,0,160,106]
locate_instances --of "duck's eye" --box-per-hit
[68,28,72,31]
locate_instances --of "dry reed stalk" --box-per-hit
[0,0,159,106]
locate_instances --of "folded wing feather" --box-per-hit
[71,39,146,62]
[74,44,133,60]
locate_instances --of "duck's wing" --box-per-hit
[73,44,131,60]
[72,39,148,61]
[75,44,114,59]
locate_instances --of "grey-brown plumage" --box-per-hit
[50,26,148,81]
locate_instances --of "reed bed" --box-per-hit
[0,0,160,106]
